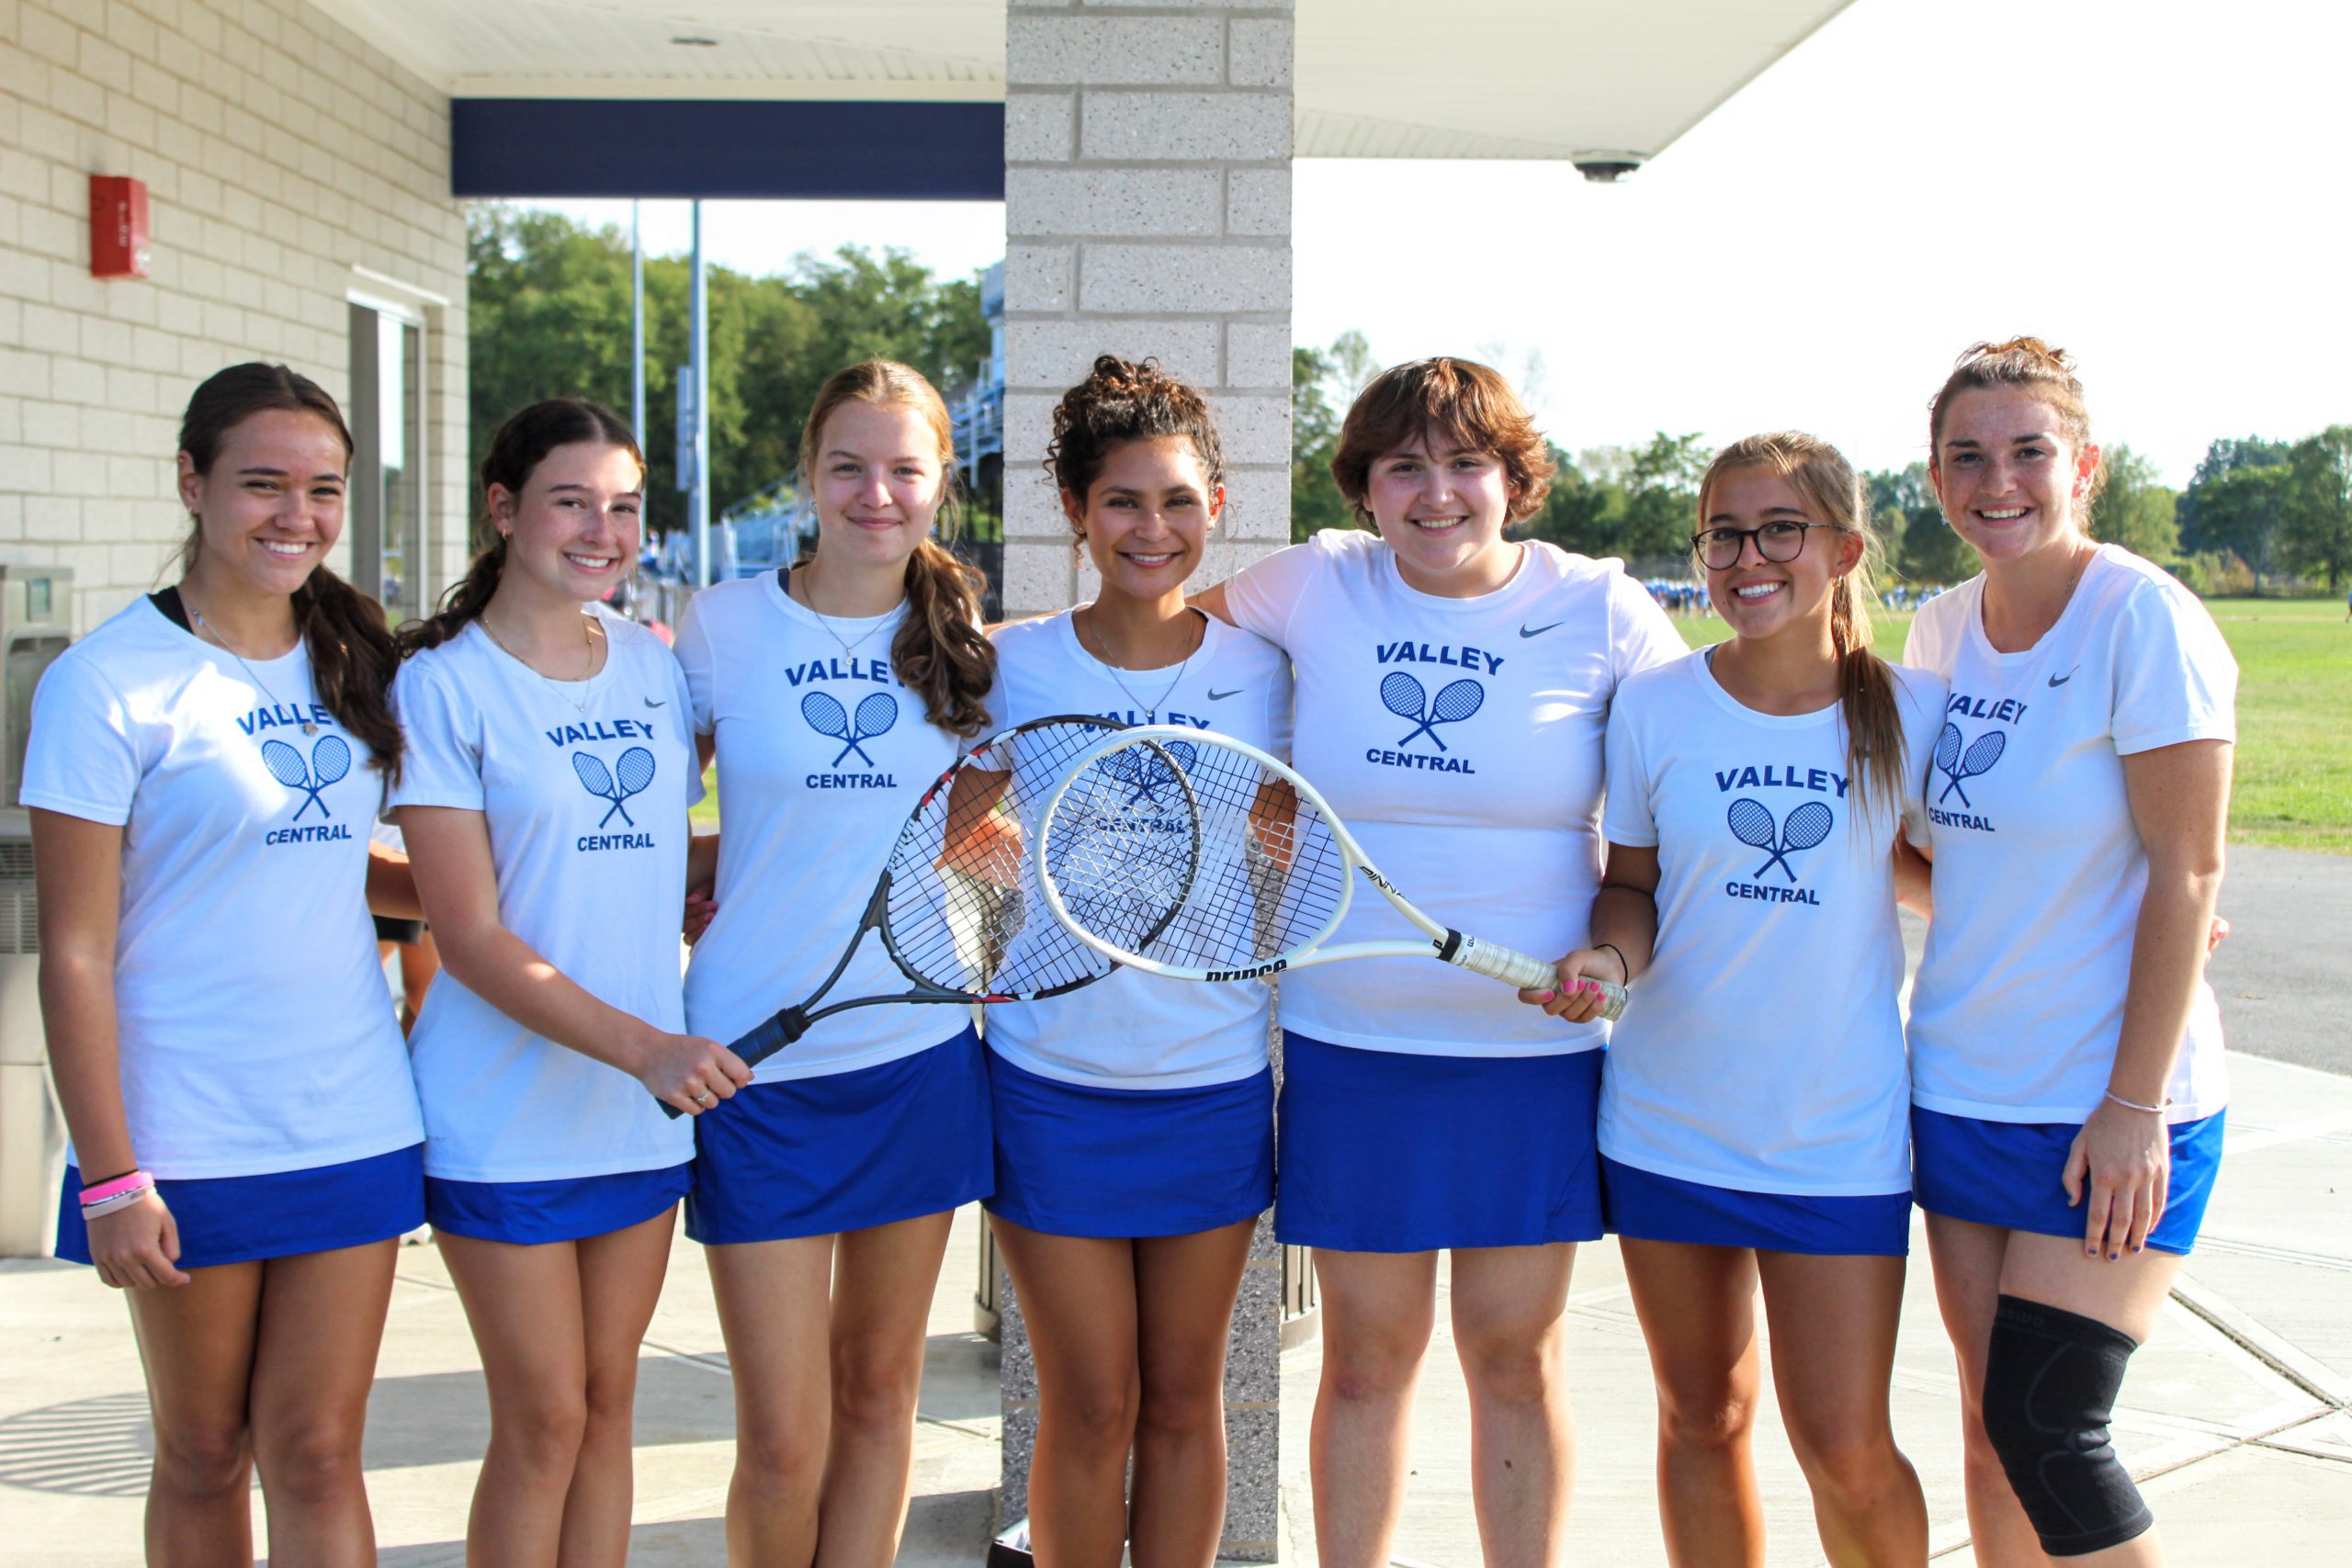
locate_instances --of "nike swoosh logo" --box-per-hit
[2047,669,2076,688]
[644,697,668,707]
[1207,688,1243,701]
[1520,622,1563,638]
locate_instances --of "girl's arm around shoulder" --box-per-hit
[1189,530,1355,648]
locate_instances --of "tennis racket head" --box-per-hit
[1781,799,1834,852]
[874,715,1139,1001]
[1960,728,2007,777]
[1431,678,1484,724]
[1726,796,1777,851]
[615,745,656,796]
[853,692,899,737]
[311,734,352,786]
[571,750,615,795]
[800,691,851,738]
[1379,671,1427,721]
[260,738,308,787]
[1933,722,1962,776]
[1038,728,1351,978]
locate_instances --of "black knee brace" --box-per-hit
[1981,1295,2154,1557]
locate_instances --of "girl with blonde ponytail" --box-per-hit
[675,359,998,1562]
[1528,432,1942,1564]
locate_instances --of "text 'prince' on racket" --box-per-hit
[1033,726,1629,1020]
[664,715,1151,1116]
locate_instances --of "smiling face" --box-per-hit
[1700,463,1862,645]
[809,400,949,573]
[177,408,350,601]
[1363,429,1521,594]
[1931,386,2102,568]
[1069,435,1222,605]
[489,441,643,604]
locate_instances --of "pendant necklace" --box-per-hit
[1080,607,1200,724]
[187,591,316,734]
[792,568,895,662]
[480,610,598,716]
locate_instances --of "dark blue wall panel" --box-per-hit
[451,99,1005,200]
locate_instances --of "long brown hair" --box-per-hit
[397,399,642,659]
[798,360,994,738]
[1697,433,1908,831]
[175,363,401,777]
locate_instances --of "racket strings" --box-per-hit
[882,719,1132,998]
[1046,738,1348,969]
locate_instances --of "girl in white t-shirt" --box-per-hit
[1193,358,1683,1566]
[28,364,425,1560]
[1532,433,1938,1562]
[678,360,998,1562]
[987,355,1291,1564]
[1902,341,2235,1563]
[390,400,743,1566]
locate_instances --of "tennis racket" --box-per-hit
[1034,726,1630,1020]
[664,714,1152,1117]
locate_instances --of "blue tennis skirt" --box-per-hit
[1602,1156,1912,1257]
[1912,1106,2226,1256]
[687,1024,993,1245]
[427,1161,691,1246]
[987,1054,1273,1239]
[1277,1033,1604,1254]
[56,1144,425,1271]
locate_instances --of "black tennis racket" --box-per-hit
[668,714,1148,1116]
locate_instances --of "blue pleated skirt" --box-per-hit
[1276,1033,1603,1253]
[687,1024,992,1244]
[56,1144,424,1270]
[987,1054,1273,1238]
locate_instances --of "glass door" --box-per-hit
[347,301,426,623]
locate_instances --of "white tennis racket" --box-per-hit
[1033,726,1630,1020]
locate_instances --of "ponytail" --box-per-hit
[397,535,507,658]
[802,360,997,737]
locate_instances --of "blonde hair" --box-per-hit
[798,360,995,738]
[1698,432,1908,831]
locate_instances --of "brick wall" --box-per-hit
[0,0,467,632]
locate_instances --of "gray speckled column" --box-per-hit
[997,2,1294,1558]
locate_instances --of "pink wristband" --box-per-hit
[79,1170,155,1206]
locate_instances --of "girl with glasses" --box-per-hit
[1531,432,1940,1564]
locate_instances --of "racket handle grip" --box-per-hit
[657,1009,809,1120]
[1451,936,1631,1022]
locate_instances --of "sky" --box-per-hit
[533,0,2352,487]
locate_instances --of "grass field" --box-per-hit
[1674,595,2351,854]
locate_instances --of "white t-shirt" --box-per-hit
[1903,546,2237,1124]
[1599,650,1947,1195]
[677,571,974,1077]
[390,615,700,1181]
[1220,529,1685,1055]
[21,596,423,1179]
[982,610,1294,1088]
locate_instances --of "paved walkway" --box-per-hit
[1278,1050,2352,1564]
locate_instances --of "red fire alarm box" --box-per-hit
[90,175,151,278]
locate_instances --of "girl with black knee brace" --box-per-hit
[1904,339,2236,1563]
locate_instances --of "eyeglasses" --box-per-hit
[1690,520,1832,570]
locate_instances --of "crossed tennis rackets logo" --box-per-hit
[801,691,899,766]
[260,735,351,820]
[1932,723,2007,807]
[573,747,657,827]
[1097,739,1198,806]
[1726,796,1834,882]
[1379,672,1485,751]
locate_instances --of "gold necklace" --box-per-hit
[791,568,895,661]
[184,587,315,735]
[479,611,598,716]
[1078,606,1203,725]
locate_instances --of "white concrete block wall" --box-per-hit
[1001,0,1295,619]
[998,6,1295,1558]
[0,0,468,633]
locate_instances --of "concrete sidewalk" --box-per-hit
[0,1205,1005,1566]
[1278,1050,2352,1564]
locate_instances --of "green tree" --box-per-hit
[2188,463,2291,589]
[1617,431,1709,560]
[2088,443,2179,561]
[1870,462,1974,585]
[2177,436,2289,564]
[2282,425,2352,590]
[1287,331,1380,541]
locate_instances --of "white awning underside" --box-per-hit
[306,0,1852,164]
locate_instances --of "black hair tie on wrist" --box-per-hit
[1596,942,1631,986]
